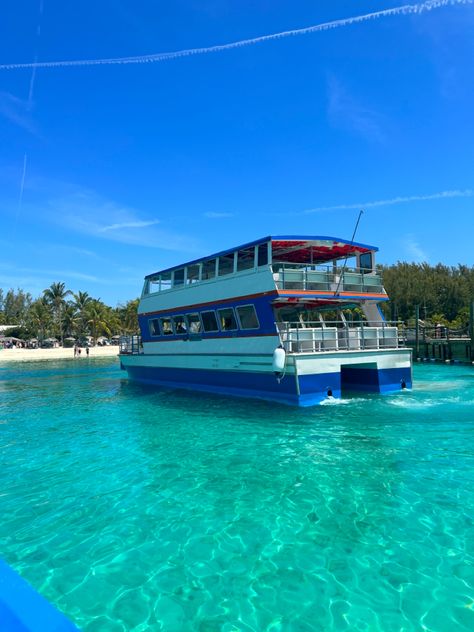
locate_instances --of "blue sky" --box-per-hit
[1,0,473,305]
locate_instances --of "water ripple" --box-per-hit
[1,359,474,630]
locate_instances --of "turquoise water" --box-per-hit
[1,359,474,631]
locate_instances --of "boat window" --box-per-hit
[186,313,202,333]
[201,310,219,332]
[148,277,160,293]
[359,252,373,273]
[236,305,259,329]
[218,253,235,276]
[257,243,268,267]
[160,272,172,292]
[237,247,255,272]
[173,269,185,287]
[202,259,216,280]
[217,308,238,331]
[159,317,174,335]
[186,264,200,285]
[172,315,187,334]
[149,318,161,337]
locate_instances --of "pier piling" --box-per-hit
[415,305,420,360]
[470,301,474,362]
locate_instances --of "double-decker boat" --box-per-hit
[119,235,412,406]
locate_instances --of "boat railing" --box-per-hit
[272,264,385,294]
[277,321,401,353]
[403,324,471,342]
[119,335,143,355]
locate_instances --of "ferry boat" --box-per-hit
[119,235,412,406]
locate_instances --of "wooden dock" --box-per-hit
[405,301,474,363]
[405,337,473,363]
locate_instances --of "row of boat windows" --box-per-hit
[145,243,269,293]
[148,305,260,337]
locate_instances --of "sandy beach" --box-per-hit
[0,346,119,363]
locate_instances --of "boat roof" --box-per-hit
[145,235,378,279]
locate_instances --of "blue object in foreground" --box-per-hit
[0,560,79,632]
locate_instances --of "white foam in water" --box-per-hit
[320,397,349,406]
[389,398,439,409]
[388,393,473,409]
[320,396,367,406]
[416,380,467,392]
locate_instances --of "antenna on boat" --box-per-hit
[333,209,364,296]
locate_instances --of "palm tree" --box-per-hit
[62,304,79,339]
[27,298,53,344]
[85,300,112,345]
[118,298,139,334]
[73,290,92,312]
[73,291,93,338]
[43,282,72,345]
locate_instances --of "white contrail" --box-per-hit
[0,0,472,71]
[27,55,38,108]
[14,153,28,235]
[303,189,474,213]
[27,0,44,108]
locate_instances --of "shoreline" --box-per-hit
[0,346,119,363]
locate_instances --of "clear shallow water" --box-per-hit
[1,359,474,632]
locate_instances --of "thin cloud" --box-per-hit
[403,235,429,262]
[1,0,472,70]
[49,270,100,283]
[304,189,474,214]
[327,76,386,142]
[203,212,234,219]
[0,263,100,284]
[0,92,36,133]
[54,245,100,258]
[47,189,199,252]
[99,219,160,232]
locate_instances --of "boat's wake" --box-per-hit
[320,396,366,406]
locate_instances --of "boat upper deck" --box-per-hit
[142,235,385,300]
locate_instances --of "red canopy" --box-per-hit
[271,239,371,264]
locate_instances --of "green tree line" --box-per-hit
[0,282,139,344]
[380,262,474,328]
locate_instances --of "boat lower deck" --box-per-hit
[120,348,412,406]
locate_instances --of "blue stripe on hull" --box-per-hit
[122,364,411,406]
[125,365,300,405]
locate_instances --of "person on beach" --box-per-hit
[86,347,89,357]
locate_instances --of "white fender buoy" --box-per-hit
[272,346,286,379]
